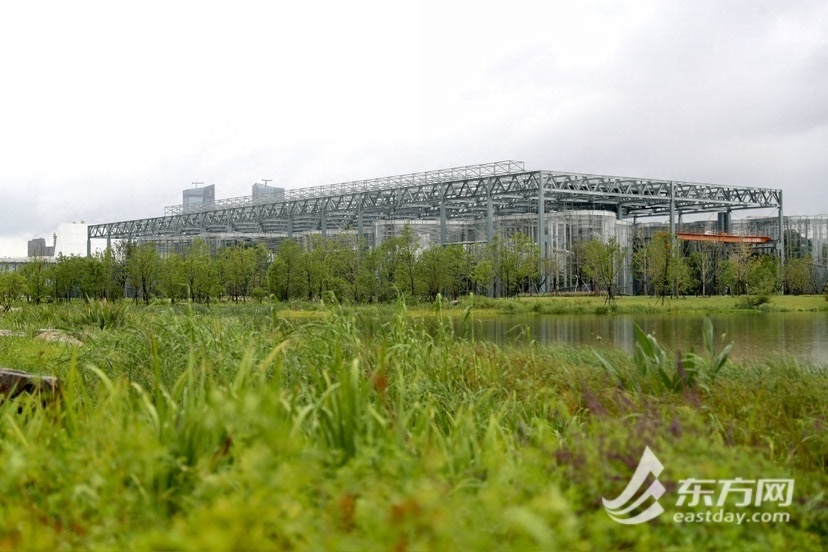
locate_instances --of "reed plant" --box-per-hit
[0,301,825,549]
[77,298,131,329]
[594,317,733,393]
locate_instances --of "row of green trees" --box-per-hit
[1,228,545,306]
[266,228,543,302]
[1,226,823,307]
[1,241,271,307]
[631,231,824,301]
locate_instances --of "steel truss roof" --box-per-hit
[88,162,782,241]
[164,160,526,215]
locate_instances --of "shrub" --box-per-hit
[738,293,772,308]
[79,298,130,329]
[250,287,268,303]
[594,317,733,393]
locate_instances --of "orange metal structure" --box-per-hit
[676,232,771,244]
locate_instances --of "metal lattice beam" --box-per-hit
[89,163,782,246]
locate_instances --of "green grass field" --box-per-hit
[0,302,826,550]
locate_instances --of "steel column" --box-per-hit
[669,180,676,235]
[357,194,364,242]
[537,171,547,293]
[778,190,785,270]
[440,184,447,245]
[486,177,495,297]
[486,178,494,244]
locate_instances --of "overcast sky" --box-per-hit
[1,0,826,257]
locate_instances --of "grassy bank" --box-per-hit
[174,293,828,317]
[0,303,826,549]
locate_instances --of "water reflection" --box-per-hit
[448,312,828,364]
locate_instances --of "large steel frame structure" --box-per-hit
[737,215,828,266]
[88,160,784,264]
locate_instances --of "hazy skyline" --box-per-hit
[2,0,826,257]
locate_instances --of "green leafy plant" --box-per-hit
[249,287,268,303]
[0,271,28,311]
[0,303,824,550]
[681,316,734,389]
[79,298,130,329]
[595,317,733,393]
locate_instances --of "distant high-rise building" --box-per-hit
[252,183,285,203]
[27,226,79,258]
[183,184,216,213]
[27,238,47,257]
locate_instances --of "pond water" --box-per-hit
[439,312,828,365]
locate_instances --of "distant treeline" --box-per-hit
[0,225,823,307]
